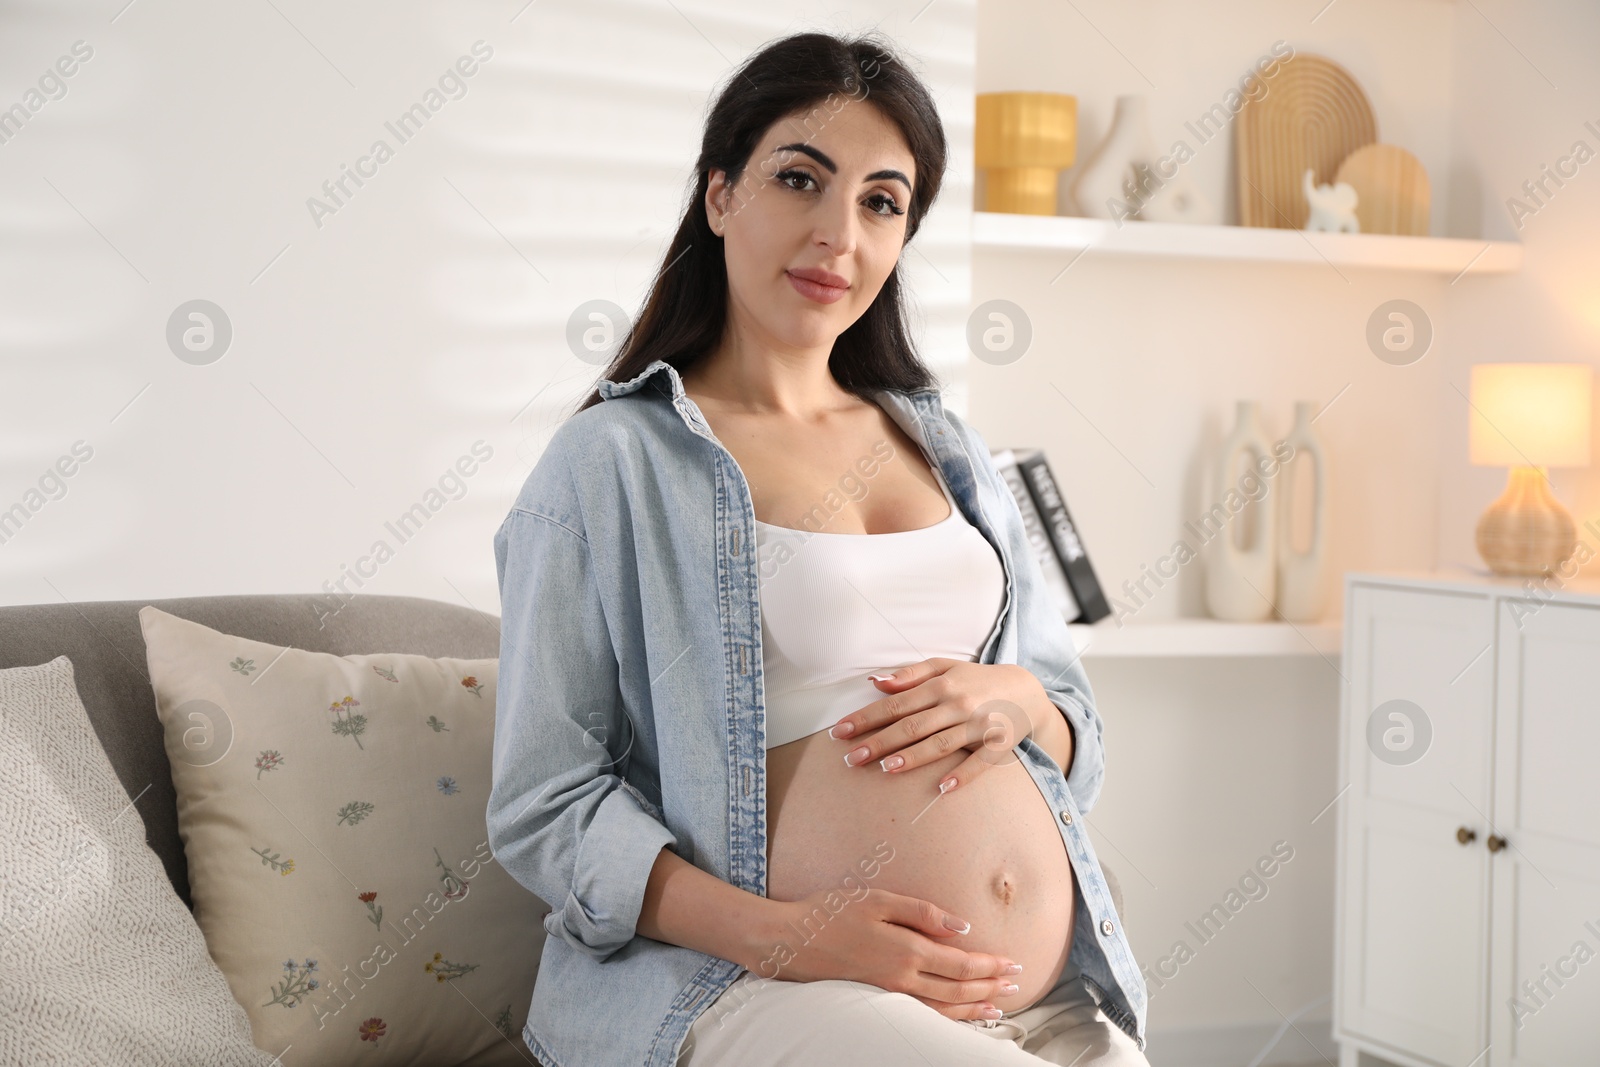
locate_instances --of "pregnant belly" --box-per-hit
[765,725,1078,1011]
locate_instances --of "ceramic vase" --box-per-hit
[1204,401,1277,621]
[1070,95,1156,220]
[1069,95,1214,224]
[1275,401,1330,620]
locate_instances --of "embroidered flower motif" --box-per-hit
[251,846,294,875]
[359,890,383,930]
[229,657,257,676]
[434,846,469,901]
[493,1004,515,1039]
[460,676,484,698]
[255,749,284,778]
[371,665,398,684]
[424,950,479,983]
[436,776,458,796]
[425,715,449,733]
[358,1017,387,1042]
[328,695,367,750]
[336,800,375,826]
[264,959,319,1008]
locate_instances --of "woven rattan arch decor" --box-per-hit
[1235,52,1376,229]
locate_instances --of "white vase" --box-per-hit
[1069,95,1214,224]
[1070,95,1156,220]
[1275,400,1330,621]
[1204,401,1277,621]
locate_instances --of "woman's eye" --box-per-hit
[865,193,905,217]
[773,168,904,217]
[775,169,817,192]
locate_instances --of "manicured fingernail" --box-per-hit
[942,915,970,934]
[844,745,869,765]
[879,755,904,771]
[829,721,855,739]
[981,1006,1002,1019]
[999,982,1019,996]
[868,673,894,683]
[1002,963,1023,975]
[939,777,958,794]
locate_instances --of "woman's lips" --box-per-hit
[786,270,849,305]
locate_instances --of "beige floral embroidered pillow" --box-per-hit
[138,605,547,1067]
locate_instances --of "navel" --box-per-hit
[991,870,1018,905]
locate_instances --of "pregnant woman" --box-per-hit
[487,30,1149,1067]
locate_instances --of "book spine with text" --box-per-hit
[1015,449,1111,625]
[990,449,1081,622]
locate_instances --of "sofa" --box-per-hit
[1,590,1124,1064]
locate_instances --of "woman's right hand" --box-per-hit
[751,888,1024,1021]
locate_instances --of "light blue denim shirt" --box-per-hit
[487,358,1148,1067]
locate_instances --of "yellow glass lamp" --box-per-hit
[1469,362,1594,576]
[975,93,1077,215]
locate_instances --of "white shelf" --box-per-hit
[1067,618,1342,659]
[973,212,1523,276]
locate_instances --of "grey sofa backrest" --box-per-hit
[0,594,501,911]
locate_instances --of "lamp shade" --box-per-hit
[974,93,1077,169]
[974,93,1077,215]
[1468,362,1593,468]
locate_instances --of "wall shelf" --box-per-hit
[973,212,1523,276]
[1067,618,1342,659]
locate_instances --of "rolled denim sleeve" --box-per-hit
[487,495,680,963]
[947,411,1108,814]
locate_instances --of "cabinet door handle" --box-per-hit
[1456,826,1477,845]
[1487,834,1507,853]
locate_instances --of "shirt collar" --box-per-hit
[593,358,686,402]
[593,358,943,415]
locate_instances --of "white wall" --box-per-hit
[1086,657,1343,1063]
[0,0,975,614]
[1438,0,1600,576]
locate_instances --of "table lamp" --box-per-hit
[1468,362,1594,576]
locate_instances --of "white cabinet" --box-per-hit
[1335,570,1600,1067]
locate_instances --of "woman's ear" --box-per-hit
[704,169,730,236]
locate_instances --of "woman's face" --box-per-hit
[706,97,916,354]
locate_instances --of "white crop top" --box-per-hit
[754,461,1007,749]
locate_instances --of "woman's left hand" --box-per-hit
[828,659,1069,794]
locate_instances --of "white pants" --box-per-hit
[676,960,1150,1066]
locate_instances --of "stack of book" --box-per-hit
[990,448,1109,625]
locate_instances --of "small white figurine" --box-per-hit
[1302,168,1360,233]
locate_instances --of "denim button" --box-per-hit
[1100,918,1114,936]
[1059,810,1072,826]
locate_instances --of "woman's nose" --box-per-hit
[811,191,859,256]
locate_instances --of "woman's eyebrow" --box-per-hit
[772,142,913,193]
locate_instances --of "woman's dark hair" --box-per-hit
[574,30,948,415]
